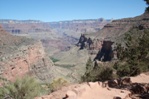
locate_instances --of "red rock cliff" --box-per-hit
[0,25,54,82]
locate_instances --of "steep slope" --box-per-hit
[0,25,54,83]
[0,20,70,57]
[89,12,149,42]
[0,19,110,83]
[50,46,89,83]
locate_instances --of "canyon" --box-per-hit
[0,18,111,84]
[0,18,111,55]
[35,12,149,99]
[0,11,149,99]
[1,12,149,83]
[0,25,54,84]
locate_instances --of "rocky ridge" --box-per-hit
[0,25,54,83]
[0,18,111,38]
[50,18,111,38]
[88,12,149,42]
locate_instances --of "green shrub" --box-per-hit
[144,0,149,12]
[99,66,113,81]
[0,76,10,85]
[81,58,114,82]
[47,78,68,92]
[0,76,42,99]
[50,57,59,63]
[114,62,130,77]
[85,57,94,73]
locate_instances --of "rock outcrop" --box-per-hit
[35,82,131,99]
[35,73,149,99]
[0,25,54,83]
[89,12,149,42]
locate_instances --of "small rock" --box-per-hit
[113,96,122,99]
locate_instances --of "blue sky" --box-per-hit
[0,0,147,22]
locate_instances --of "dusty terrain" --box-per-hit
[35,73,149,99]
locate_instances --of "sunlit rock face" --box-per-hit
[0,25,54,82]
[88,13,149,42]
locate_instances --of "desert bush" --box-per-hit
[0,76,42,99]
[0,76,10,85]
[47,78,68,92]
[99,66,113,81]
[81,58,114,82]
[114,62,140,77]
[85,57,94,73]
[50,57,59,63]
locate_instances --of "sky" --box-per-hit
[0,0,147,22]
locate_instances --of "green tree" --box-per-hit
[115,28,149,77]
[144,0,149,12]
[85,57,94,73]
[144,0,149,5]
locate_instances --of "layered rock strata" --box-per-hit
[0,25,54,82]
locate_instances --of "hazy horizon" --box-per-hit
[0,0,147,22]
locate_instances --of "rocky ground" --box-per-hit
[35,73,149,99]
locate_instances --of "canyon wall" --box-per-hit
[89,13,149,41]
[50,18,111,38]
[0,25,54,82]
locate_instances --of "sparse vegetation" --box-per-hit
[0,76,43,99]
[47,78,68,92]
[81,58,114,82]
[82,27,149,81]
[115,28,149,77]
[50,57,59,63]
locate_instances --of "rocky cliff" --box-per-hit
[89,13,149,41]
[0,18,111,59]
[0,25,54,83]
[0,20,51,34]
[50,18,111,38]
[0,18,111,38]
